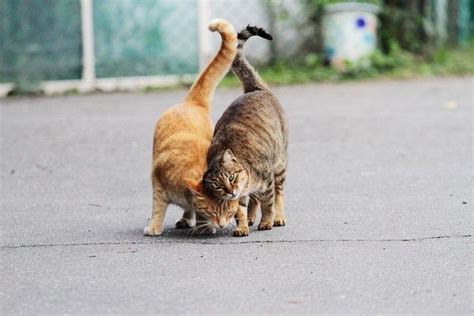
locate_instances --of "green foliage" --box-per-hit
[285,0,471,83]
[219,42,474,88]
[370,42,415,71]
[426,41,474,75]
[378,5,435,56]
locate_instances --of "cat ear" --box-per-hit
[183,178,203,195]
[222,149,236,163]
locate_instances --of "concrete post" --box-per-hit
[80,0,96,91]
[197,0,212,71]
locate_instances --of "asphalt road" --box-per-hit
[1,78,472,314]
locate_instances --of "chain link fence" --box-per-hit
[0,0,471,93]
[1,0,313,87]
[93,0,198,78]
[0,0,83,84]
[208,0,316,65]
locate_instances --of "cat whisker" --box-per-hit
[195,220,210,224]
[190,222,212,235]
[190,225,201,234]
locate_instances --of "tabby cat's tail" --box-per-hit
[232,25,273,93]
[184,19,237,108]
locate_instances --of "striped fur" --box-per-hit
[202,25,289,236]
[233,25,272,93]
[144,19,239,236]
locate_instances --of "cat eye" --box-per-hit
[230,172,240,182]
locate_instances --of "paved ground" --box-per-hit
[1,77,472,314]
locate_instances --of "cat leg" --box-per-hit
[273,168,286,226]
[233,196,249,237]
[175,209,196,229]
[144,177,169,236]
[247,195,259,226]
[258,185,275,231]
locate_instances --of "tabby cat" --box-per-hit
[201,25,288,237]
[144,19,238,236]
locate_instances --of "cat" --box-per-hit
[144,19,239,236]
[187,25,288,237]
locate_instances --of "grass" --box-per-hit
[220,42,474,88]
[5,43,473,97]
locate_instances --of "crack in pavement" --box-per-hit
[1,234,471,250]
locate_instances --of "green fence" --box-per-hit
[0,0,82,83]
[0,0,199,85]
[0,0,471,87]
[93,0,198,78]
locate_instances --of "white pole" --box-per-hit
[435,0,448,46]
[80,0,96,91]
[197,0,212,70]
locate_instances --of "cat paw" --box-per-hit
[143,226,162,236]
[175,218,195,229]
[258,222,273,231]
[193,226,217,235]
[248,219,255,226]
[273,217,286,227]
[233,226,249,237]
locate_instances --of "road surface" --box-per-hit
[1,77,472,314]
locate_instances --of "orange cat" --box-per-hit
[144,19,238,236]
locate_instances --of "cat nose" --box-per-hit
[218,219,226,228]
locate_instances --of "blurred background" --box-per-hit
[0,0,472,95]
[1,3,472,313]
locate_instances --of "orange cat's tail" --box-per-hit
[184,19,237,108]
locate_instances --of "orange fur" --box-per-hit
[144,19,237,236]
